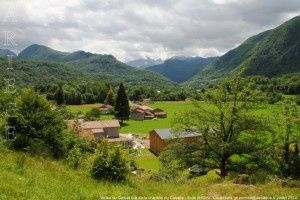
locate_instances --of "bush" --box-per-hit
[282,179,300,188]
[91,141,129,182]
[7,89,66,158]
[85,108,101,120]
[67,146,83,169]
[149,160,189,183]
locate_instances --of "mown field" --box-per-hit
[67,101,295,135]
[1,143,299,199]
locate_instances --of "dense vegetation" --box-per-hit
[0,82,299,198]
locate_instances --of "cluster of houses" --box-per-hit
[99,103,167,121]
[67,103,199,155]
[130,105,167,120]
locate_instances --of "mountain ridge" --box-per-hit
[146,56,217,83]
[187,15,300,88]
[17,44,176,89]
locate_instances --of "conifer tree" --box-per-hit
[114,83,130,122]
[55,84,65,105]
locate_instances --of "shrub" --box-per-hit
[91,141,129,182]
[67,146,83,169]
[149,160,188,183]
[85,108,101,120]
[7,89,66,158]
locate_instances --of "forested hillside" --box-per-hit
[17,45,175,89]
[187,15,300,88]
[147,56,217,83]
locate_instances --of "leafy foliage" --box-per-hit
[174,77,270,177]
[91,141,129,181]
[7,89,67,158]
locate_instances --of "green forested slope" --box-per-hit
[146,56,217,83]
[187,15,300,88]
[17,45,176,89]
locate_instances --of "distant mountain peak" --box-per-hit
[0,48,17,57]
[126,57,163,68]
[146,56,218,83]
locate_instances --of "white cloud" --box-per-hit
[0,0,299,61]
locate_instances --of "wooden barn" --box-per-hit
[149,128,201,155]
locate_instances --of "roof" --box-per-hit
[154,112,167,116]
[83,120,120,129]
[131,109,145,113]
[138,105,154,111]
[153,128,201,140]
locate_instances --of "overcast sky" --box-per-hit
[0,0,300,61]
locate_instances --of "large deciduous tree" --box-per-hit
[173,77,269,178]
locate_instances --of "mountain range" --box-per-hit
[0,15,299,89]
[146,56,217,83]
[15,44,176,89]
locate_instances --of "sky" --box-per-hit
[0,0,300,61]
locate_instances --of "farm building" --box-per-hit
[130,109,145,120]
[68,119,120,141]
[99,104,114,114]
[152,108,167,118]
[130,106,155,120]
[130,105,166,120]
[149,128,201,154]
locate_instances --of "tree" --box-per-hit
[173,77,268,178]
[105,88,115,106]
[114,83,130,122]
[7,89,66,158]
[55,83,65,105]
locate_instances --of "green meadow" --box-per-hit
[67,101,294,135]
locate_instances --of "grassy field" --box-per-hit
[67,101,196,134]
[135,148,160,172]
[67,101,294,135]
[1,144,299,199]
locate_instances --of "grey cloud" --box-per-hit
[0,0,299,61]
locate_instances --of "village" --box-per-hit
[67,102,201,156]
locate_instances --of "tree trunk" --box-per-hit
[219,157,227,178]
